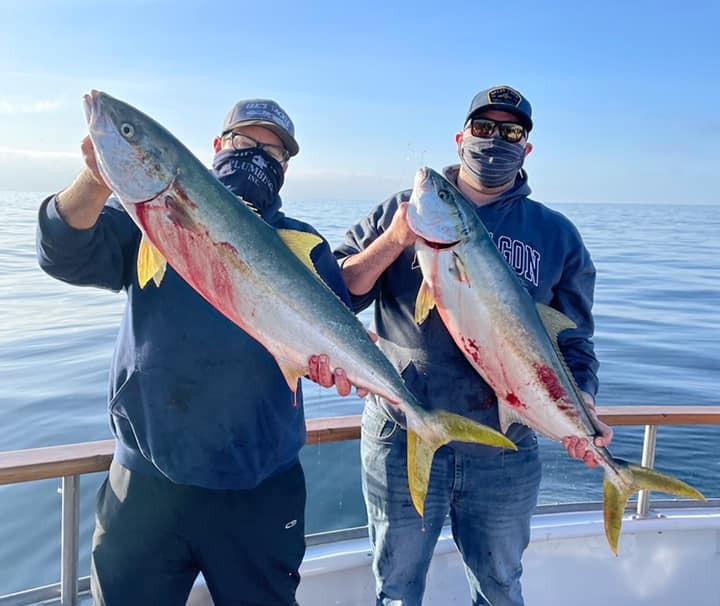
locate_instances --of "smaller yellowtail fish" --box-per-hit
[406,167,705,554]
[82,92,517,515]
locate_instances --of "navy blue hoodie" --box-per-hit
[37,189,350,489]
[334,166,598,454]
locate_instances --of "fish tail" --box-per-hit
[407,410,517,516]
[603,459,706,555]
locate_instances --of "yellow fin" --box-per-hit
[603,460,706,555]
[407,429,440,516]
[414,282,436,324]
[137,236,167,288]
[407,410,517,516]
[277,229,324,281]
[277,360,306,393]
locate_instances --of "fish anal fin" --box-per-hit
[497,401,531,434]
[277,229,324,281]
[137,236,168,288]
[415,282,436,324]
[277,361,306,394]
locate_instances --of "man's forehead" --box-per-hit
[473,108,524,123]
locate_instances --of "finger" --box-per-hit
[356,387,369,398]
[366,330,378,343]
[333,369,351,397]
[307,355,319,382]
[318,354,334,388]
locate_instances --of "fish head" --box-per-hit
[406,167,476,249]
[83,90,181,203]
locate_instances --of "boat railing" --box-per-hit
[1,406,719,606]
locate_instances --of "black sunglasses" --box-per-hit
[468,118,527,143]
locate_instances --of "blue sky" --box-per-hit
[1,0,718,204]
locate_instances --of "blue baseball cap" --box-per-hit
[222,98,299,157]
[465,86,533,132]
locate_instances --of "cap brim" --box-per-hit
[224,119,300,157]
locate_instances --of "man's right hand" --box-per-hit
[386,202,418,248]
[55,136,113,229]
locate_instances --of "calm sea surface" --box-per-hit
[1,192,719,593]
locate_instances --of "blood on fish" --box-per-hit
[505,392,526,409]
[461,336,483,367]
[533,362,567,400]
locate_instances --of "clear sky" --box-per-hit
[1,0,718,204]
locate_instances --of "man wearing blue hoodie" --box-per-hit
[36,99,351,606]
[329,86,613,606]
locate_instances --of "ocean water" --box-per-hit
[0,192,719,594]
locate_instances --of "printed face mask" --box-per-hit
[460,135,525,189]
[212,147,284,214]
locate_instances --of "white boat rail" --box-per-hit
[1,406,718,606]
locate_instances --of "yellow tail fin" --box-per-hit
[603,460,705,555]
[407,410,517,516]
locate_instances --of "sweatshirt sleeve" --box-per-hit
[36,194,140,292]
[552,224,599,398]
[333,193,408,314]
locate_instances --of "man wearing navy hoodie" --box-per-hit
[36,99,351,606]
[329,86,614,606]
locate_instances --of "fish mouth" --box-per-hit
[421,238,461,250]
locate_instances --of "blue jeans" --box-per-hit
[361,400,541,606]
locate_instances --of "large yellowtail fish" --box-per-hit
[82,91,516,513]
[406,166,704,554]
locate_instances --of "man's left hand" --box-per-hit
[561,392,613,468]
[307,354,369,398]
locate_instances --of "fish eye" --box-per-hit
[438,190,449,200]
[120,123,135,138]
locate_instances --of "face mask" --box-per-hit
[212,148,284,214]
[460,135,525,189]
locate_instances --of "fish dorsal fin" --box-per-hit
[137,236,167,288]
[537,303,576,339]
[415,281,436,324]
[277,229,323,281]
[537,304,585,400]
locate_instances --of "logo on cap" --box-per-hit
[242,102,293,132]
[488,87,522,107]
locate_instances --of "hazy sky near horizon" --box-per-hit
[1,0,718,205]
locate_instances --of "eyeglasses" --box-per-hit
[468,118,527,143]
[222,131,290,163]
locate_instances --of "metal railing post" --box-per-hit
[635,424,658,518]
[59,475,80,606]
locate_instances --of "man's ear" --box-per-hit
[212,136,223,153]
[524,142,533,157]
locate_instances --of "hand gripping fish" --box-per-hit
[82,91,517,514]
[406,166,705,554]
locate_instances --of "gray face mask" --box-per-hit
[460,135,525,188]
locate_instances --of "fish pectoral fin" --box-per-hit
[414,281,436,324]
[452,252,470,285]
[537,304,576,339]
[603,459,706,555]
[137,236,168,288]
[497,402,530,434]
[277,229,324,281]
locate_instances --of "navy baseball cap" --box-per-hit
[222,98,299,157]
[465,86,533,132]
